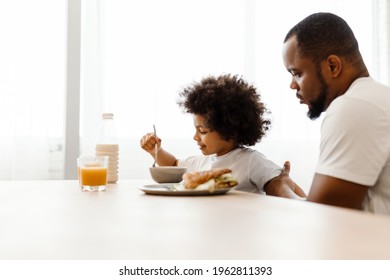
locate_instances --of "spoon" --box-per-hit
[152,124,157,167]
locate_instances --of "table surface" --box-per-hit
[1,179,390,260]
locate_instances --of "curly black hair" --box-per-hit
[177,74,271,146]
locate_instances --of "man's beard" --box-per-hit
[307,70,328,120]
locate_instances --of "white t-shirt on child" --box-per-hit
[178,147,281,194]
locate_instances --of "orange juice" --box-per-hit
[77,155,108,191]
[80,167,107,186]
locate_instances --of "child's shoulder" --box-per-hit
[236,146,257,154]
[235,146,267,159]
[232,146,259,158]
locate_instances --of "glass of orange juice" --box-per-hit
[77,155,108,192]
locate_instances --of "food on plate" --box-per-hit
[182,168,238,191]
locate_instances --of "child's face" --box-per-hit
[192,114,236,157]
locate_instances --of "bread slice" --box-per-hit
[182,168,233,189]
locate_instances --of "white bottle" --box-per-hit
[95,113,119,184]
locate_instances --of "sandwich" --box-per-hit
[182,168,238,192]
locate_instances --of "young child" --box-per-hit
[140,74,305,198]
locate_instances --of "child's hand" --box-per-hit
[140,133,161,154]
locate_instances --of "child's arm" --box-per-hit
[140,133,178,166]
[264,161,307,199]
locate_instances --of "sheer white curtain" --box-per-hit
[374,0,390,86]
[252,0,376,189]
[0,0,387,186]
[0,0,67,180]
[80,0,381,191]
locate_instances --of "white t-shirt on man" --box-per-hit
[316,77,390,215]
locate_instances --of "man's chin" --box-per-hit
[307,110,322,120]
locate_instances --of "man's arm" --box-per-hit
[265,161,369,209]
[308,173,369,209]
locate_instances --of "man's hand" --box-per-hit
[264,161,307,199]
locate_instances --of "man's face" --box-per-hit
[282,36,328,120]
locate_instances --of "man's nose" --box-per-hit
[290,78,299,90]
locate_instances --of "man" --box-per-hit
[282,12,390,215]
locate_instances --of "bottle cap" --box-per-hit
[102,113,113,119]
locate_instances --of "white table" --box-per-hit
[1,180,390,259]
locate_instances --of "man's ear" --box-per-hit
[327,55,342,77]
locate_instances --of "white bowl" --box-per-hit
[149,166,187,183]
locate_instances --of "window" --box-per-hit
[1,0,388,192]
[80,0,382,191]
[0,0,67,179]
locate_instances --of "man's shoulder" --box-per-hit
[328,78,390,118]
